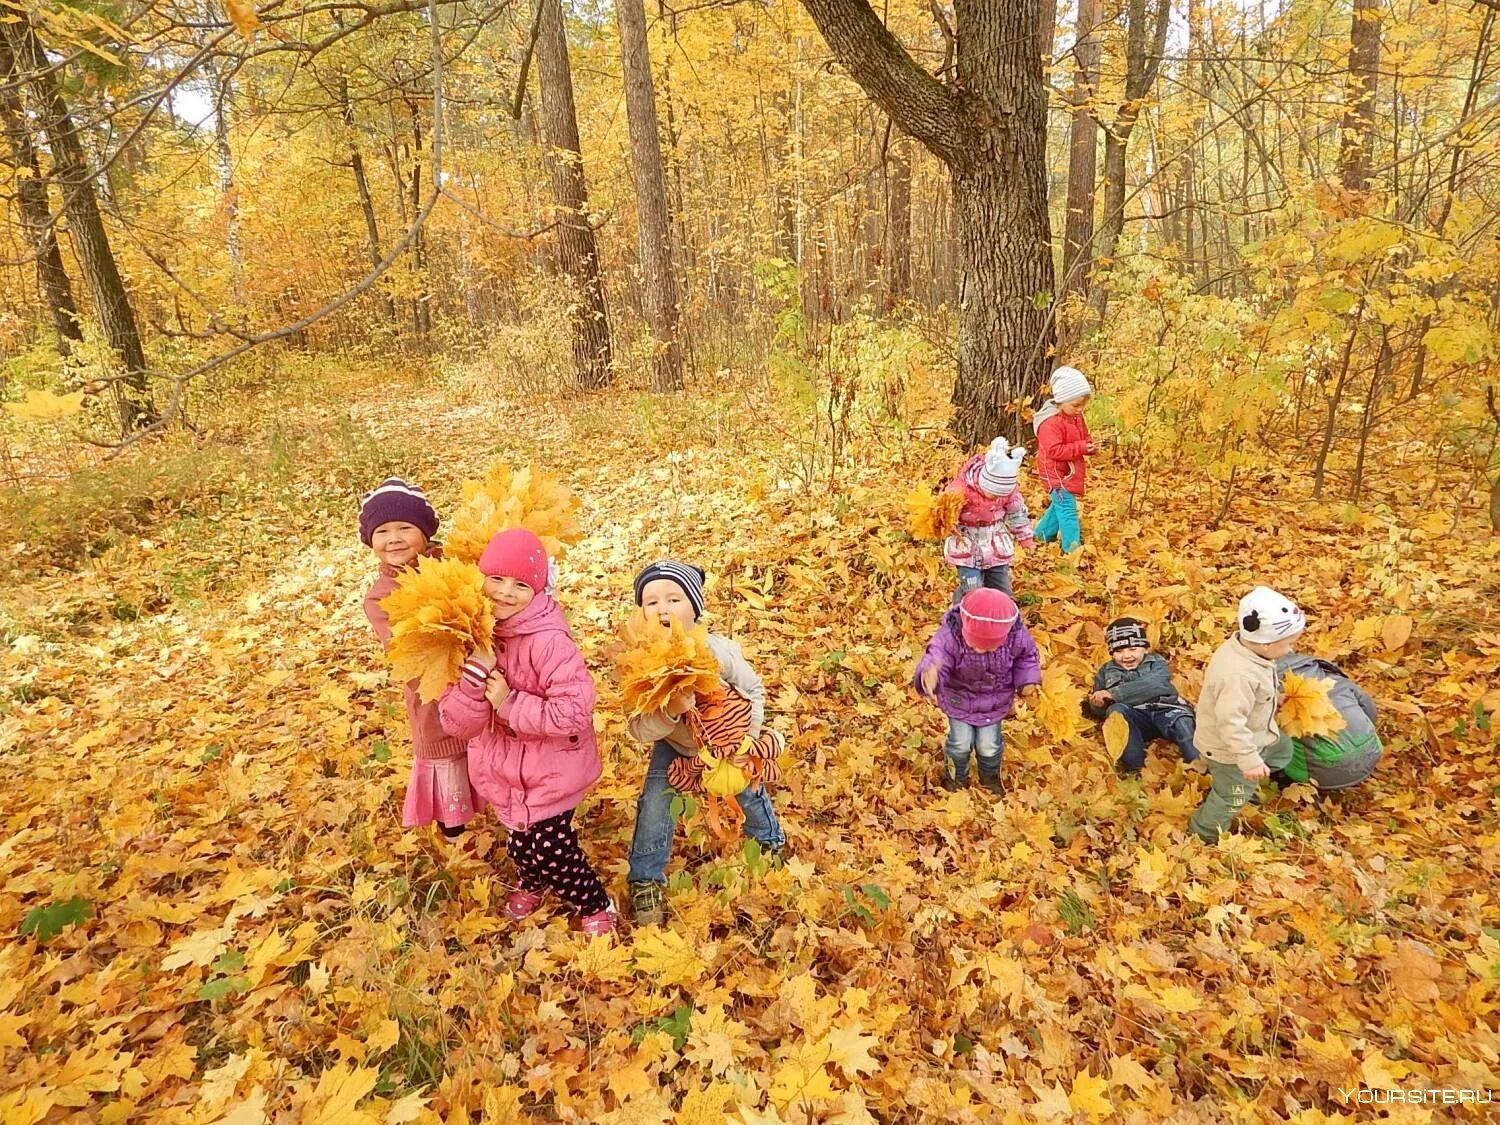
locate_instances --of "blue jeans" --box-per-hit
[952,564,1013,605]
[627,739,785,884]
[1035,488,1082,553]
[944,719,1003,782]
[1108,703,1198,771]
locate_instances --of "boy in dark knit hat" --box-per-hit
[360,478,483,840]
[624,559,787,926]
[1085,618,1199,778]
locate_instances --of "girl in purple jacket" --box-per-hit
[439,529,614,936]
[915,588,1042,796]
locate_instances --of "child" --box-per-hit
[625,560,787,927]
[439,528,614,936]
[1274,653,1382,790]
[1188,586,1303,843]
[1033,366,1095,554]
[360,478,482,840]
[943,437,1034,601]
[915,588,1042,795]
[1085,617,1199,777]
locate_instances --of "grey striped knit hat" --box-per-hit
[633,560,707,619]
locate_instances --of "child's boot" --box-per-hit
[977,768,1005,797]
[629,881,666,927]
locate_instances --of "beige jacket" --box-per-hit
[627,634,764,753]
[1194,634,1282,770]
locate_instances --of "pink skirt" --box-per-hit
[403,755,484,829]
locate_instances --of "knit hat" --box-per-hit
[633,560,707,620]
[358,478,439,546]
[478,528,549,592]
[977,438,1027,498]
[1106,617,1149,653]
[1238,586,1306,645]
[1049,365,1092,404]
[959,588,1019,650]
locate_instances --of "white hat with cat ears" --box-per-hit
[1238,586,1306,644]
[978,437,1027,497]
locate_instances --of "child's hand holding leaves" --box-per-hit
[484,668,511,710]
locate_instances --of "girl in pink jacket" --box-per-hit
[439,529,614,936]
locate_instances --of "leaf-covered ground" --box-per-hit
[2,366,1498,1122]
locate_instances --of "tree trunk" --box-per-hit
[884,129,911,310]
[4,17,153,431]
[1060,0,1101,332]
[616,0,683,392]
[534,0,612,388]
[0,33,81,354]
[800,0,1054,445]
[1338,0,1380,193]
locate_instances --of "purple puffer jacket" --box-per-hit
[914,608,1043,725]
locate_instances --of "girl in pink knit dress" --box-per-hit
[359,478,483,838]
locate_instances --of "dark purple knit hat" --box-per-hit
[358,478,439,546]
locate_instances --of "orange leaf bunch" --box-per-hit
[1278,670,1347,739]
[613,615,722,719]
[446,462,582,565]
[380,556,495,702]
[904,485,965,541]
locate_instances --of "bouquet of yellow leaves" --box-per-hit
[904,484,965,541]
[613,614,723,719]
[379,556,495,702]
[1278,670,1347,740]
[446,462,583,565]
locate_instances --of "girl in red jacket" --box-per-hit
[439,529,615,936]
[1032,366,1095,554]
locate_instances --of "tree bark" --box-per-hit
[1338,0,1380,193]
[884,129,911,310]
[800,0,1054,444]
[4,16,153,431]
[0,33,81,355]
[534,0,612,388]
[616,0,683,392]
[1060,0,1101,330]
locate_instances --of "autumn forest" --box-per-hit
[1,0,1498,1119]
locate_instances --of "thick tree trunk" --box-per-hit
[616,0,683,392]
[534,0,612,388]
[800,0,1054,445]
[5,17,154,432]
[1060,0,1101,330]
[884,130,911,310]
[1338,0,1380,193]
[0,35,81,354]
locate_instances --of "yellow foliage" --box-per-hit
[613,615,721,719]
[1102,711,1131,760]
[5,389,85,422]
[701,752,750,798]
[380,556,495,702]
[446,462,582,564]
[903,486,964,541]
[1278,670,1347,739]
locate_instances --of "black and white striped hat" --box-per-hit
[633,560,707,619]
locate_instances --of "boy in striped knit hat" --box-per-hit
[360,478,483,840]
[1085,617,1199,778]
[624,560,787,926]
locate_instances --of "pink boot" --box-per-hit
[504,890,545,920]
[578,902,617,937]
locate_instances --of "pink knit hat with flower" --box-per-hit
[478,528,549,591]
[960,588,1019,649]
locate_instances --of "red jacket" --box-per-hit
[1035,410,1092,495]
[438,595,601,830]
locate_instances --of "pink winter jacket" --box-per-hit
[438,595,602,830]
[941,453,1035,570]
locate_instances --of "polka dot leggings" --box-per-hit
[506,810,610,916]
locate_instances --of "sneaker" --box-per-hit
[940,774,966,792]
[504,889,544,920]
[629,881,665,927]
[977,772,1005,797]
[579,902,618,937]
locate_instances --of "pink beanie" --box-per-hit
[960,588,1018,649]
[478,528,549,592]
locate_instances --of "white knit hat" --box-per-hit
[1238,586,1306,645]
[1050,366,1092,404]
[977,438,1026,497]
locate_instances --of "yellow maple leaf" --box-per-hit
[303,1062,380,1125]
[1068,1071,1114,1119]
[446,461,582,564]
[823,1022,880,1078]
[380,556,494,702]
[768,1040,837,1108]
[613,615,722,719]
[1278,671,1346,739]
[365,1019,399,1055]
[1153,984,1202,1013]
[1034,664,1083,743]
[632,927,707,990]
[161,925,234,971]
[1102,711,1131,760]
[5,388,85,422]
[676,1083,737,1125]
[225,0,261,38]
[903,486,964,541]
